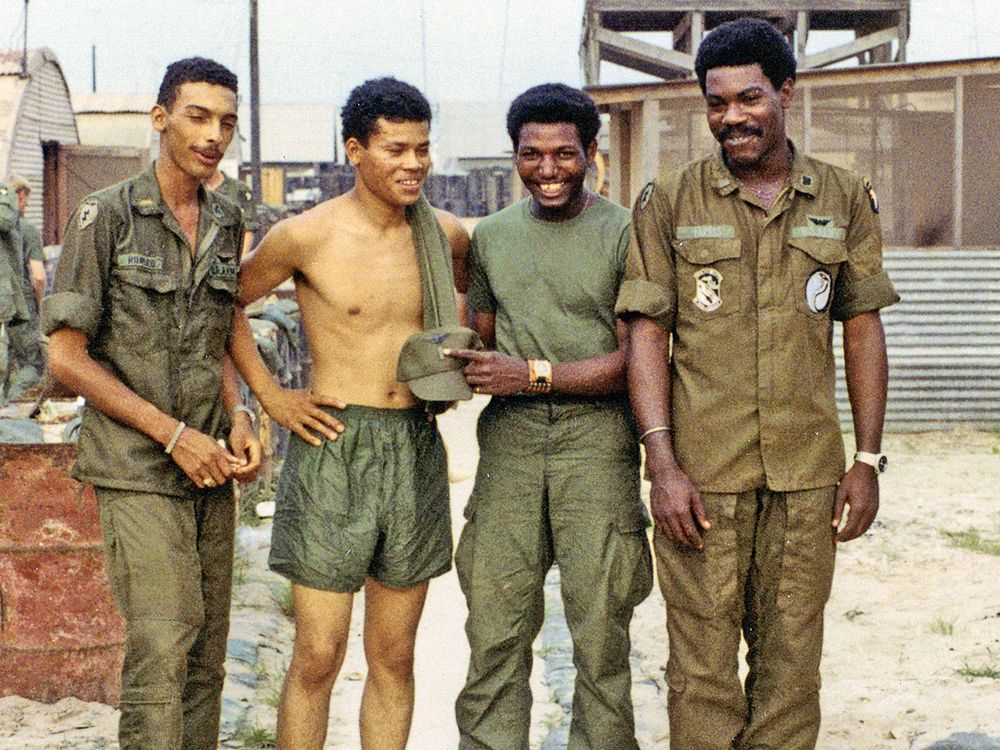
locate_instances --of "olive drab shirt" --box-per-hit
[0,183,30,325]
[41,163,244,497]
[615,147,899,494]
[213,174,260,232]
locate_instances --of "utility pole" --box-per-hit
[21,0,29,76]
[91,45,97,92]
[249,0,263,210]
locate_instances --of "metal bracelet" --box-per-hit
[230,404,257,427]
[639,425,673,443]
[165,421,186,455]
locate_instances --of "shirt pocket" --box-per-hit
[108,266,179,352]
[199,252,239,359]
[787,236,848,317]
[672,237,744,319]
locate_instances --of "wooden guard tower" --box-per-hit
[581,1,911,85]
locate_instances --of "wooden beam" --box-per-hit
[597,28,694,78]
[589,1,908,12]
[953,75,963,248]
[801,26,899,69]
[608,106,631,206]
[629,98,661,202]
[796,11,810,61]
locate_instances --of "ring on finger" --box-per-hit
[204,478,216,487]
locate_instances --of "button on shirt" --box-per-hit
[42,163,244,497]
[615,148,899,493]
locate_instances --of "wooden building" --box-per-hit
[0,48,79,242]
[588,57,1000,430]
[582,1,910,85]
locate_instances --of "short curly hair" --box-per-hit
[156,57,238,110]
[341,78,432,146]
[506,83,600,151]
[694,18,797,95]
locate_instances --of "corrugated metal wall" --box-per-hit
[835,248,1000,432]
[6,52,78,231]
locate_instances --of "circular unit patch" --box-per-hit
[805,269,832,313]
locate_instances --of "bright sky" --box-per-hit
[2,0,998,107]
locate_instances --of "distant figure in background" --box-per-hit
[42,57,260,750]
[0,179,31,403]
[205,168,258,253]
[5,174,46,394]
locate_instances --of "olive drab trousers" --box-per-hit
[657,486,837,750]
[455,396,653,750]
[96,487,235,750]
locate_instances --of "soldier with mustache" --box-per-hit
[43,57,260,750]
[615,18,899,750]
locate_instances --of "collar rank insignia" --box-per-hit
[863,177,879,214]
[693,268,723,312]
[637,182,654,211]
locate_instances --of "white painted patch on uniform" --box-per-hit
[693,268,723,312]
[78,201,99,229]
[638,182,654,210]
[806,270,832,313]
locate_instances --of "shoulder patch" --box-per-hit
[636,182,655,211]
[78,200,100,229]
[863,177,879,214]
[0,186,7,196]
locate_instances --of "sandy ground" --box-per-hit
[1,399,999,749]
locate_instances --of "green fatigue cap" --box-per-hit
[396,325,483,401]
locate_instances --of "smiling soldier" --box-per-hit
[43,57,260,749]
[227,77,469,750]
[448,83,652,750]
[615,18,899,749]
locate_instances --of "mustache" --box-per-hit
[717,125,764,142]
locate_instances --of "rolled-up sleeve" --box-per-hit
[831,176,900,321]
[614,180,677,332]
[41,197,116,338]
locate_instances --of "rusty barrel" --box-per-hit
[0,442,124,705]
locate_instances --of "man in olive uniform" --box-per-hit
[6,174,46,392]
[205,168,258,253]
[448,83,652,750]
[0,179,31,403]
[615,19,898,749]
[43,58,260,750]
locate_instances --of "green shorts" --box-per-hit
[269,404,452,593]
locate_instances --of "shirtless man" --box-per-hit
[229,77,468,750]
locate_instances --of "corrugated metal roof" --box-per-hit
[835,248,1000,431]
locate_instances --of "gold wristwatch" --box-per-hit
[525,359,553,395]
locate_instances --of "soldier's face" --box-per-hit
[704,64,793,173]
[346,118,431,208]
[514,122,596,217]
[153,81,238,181]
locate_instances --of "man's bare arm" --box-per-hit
[221,352,261,481]
[29,259,46,305]
[833,310,889,542]
[48,327,240,487]
[229,218,346,445]
[626,314,708,550]
[229,308,345,445]
[447,311,627,397]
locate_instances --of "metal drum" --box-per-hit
[0,443,124,705]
